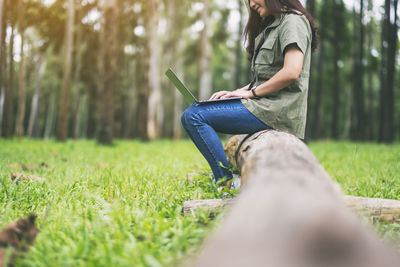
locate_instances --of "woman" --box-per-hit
[181,0,318,187]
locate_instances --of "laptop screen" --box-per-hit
[165,68,198,104]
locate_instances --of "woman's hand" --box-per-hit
[209,91,230,100]
[222,89,253,99]
[209,88,252,100]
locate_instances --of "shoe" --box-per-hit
[217,174,241,194]
[230,174,241,190]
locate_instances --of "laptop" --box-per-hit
[165,68,242,105]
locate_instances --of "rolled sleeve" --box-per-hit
[278,14,311,56]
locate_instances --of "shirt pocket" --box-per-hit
[255,32,278,65]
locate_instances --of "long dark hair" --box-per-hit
[244,0,318,59]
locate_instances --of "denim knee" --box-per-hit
[181,105,201,128]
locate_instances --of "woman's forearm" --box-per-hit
[253,46,304,97]
[253,67,298,97]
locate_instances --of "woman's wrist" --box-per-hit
[250,86,260,99]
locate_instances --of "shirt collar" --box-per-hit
[265,13,285,30]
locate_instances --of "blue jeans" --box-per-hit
[181,100,272,181]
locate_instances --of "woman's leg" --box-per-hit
[181,100,272,181]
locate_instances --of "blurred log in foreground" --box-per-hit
[184,196,400,222]
[189,131,399,267]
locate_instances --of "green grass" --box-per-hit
[0,139,399,266]
[309,141,400,199]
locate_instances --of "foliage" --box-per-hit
[0,139,399,266]
[0,139,228,266]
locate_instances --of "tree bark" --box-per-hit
[73,94,85,138]
[28,53,46,138]
[332,0,344,139]
[44,89,56,139]
[72,5,83,139]
[86,83,96,139]
[0,0,3,51]
[57,0,74,141]
[198,0,212,101]
[190,132,400,267]
[15,0,26,137]
[145,0,162,139]
[97,0,119,145]
[164,0,185,140]
[366,0,375,140]
[306,0,315,16]
[2,24,14,137]
[311,1,326,139]
[351,0,366,140]
[233,0,243,90]
[379,0,398,143]
[0,0,5,135]
[184,196,400,222]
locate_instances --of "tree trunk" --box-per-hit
[331,0,344,139]
[86,83,96,139]
[2,24,14,137]
[184,196,400,222]
[164,0,185,140]
[15,0,26,137]
[28,53,46,138]
[145,0,162,139]
[198,0,212,100]
[57,0,74,141]
[73,94,85,138]
[351,0,366,140]
[72,5,83,139]
[44,89,56,139]
[123,80,137,139]
[366,0,375,140]
[190,132,400,267]
[0,0,3,51]
[0,0,5,135]
[305,0,315,140]
[97,0,119,145]
[306,0,315,16]
[379,0,398,143]
[233,0,243,90]
[311,2,326,139]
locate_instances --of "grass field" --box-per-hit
[0,138,399,266]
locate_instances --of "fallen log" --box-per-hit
[189,130,399,267]
[183,196,400,222]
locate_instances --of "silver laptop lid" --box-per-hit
[165,68,198,104]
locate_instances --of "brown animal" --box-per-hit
[0,214,39,267]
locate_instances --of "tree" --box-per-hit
[198,0,212,100]
[379,0,399,142]
[351,0,366,140]
[0,0,5,134]
[28,51,46,137]
[311,0,327,139]
[15,0,27,137]
[2,13,15,138]
[306,0,316,16]
[144,0,163,139]
[233,0,244,90]
[97,0,119,145]
[163,0,187,139]
[331,0,345,139]
[57,0,75,141]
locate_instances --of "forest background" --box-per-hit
[0,0,399,144]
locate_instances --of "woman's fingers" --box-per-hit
[209,91,229,100]
[222,92,238,99]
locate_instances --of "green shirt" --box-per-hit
[241,13,312,139]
